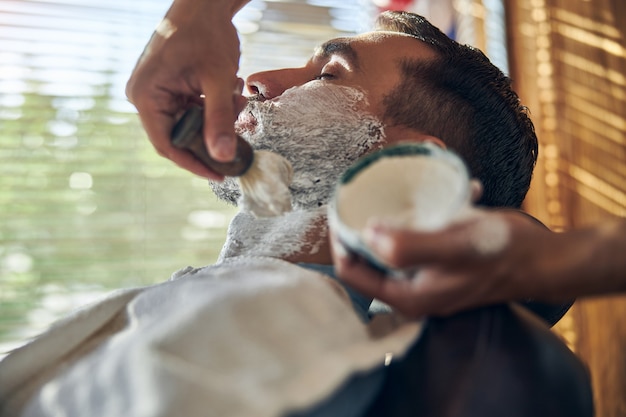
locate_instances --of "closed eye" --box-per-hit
[313,73,335,81]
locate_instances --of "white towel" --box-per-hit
[0,257,422,417]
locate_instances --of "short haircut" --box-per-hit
[377,11,538,209]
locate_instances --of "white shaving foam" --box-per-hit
[238,150,293,217]
[210,83,386,260]
[217,208,328,262]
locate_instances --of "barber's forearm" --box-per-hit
[543,219,626,301]
[166,0,251,21]
[586,219,626,294]
[229,0,252,15]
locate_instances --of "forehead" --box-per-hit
[314,31,437,66]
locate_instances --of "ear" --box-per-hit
[382,125,446,149]
[469,179,483,203]
[420,135,446,149]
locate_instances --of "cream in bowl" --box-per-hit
[328,142,471,273]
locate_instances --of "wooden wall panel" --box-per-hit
[504,1,626,415]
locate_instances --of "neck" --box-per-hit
[217,207,333,265]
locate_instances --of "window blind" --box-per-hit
[0,0,368,354]
[0,0,241,352]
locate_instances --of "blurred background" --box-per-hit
[0,0,624,415]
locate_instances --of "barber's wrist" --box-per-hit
[588,220,626,293]
[167,0,249,22]
[540,221,625,301]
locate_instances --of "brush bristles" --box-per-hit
[237,150,293,217]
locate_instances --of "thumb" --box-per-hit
[201,80,239,162]
[363,223,470,268]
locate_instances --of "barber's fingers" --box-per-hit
[330,232,391,298]
[362,208,518,270]
[336,257,473,318]
[126,65,221,178]
[361,224,475,269]
[167,142,224,180]
[334,253,413,306]
[332,231,499,317]
[132,97,222,180]
[200,76,243,163]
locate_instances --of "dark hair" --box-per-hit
[377,11,538,208]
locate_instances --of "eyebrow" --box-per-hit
[314,38,360,70]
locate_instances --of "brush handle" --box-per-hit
[171,106,253,177]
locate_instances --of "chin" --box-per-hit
[208,177,240,206]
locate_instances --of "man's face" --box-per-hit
[245,31,435,116]
[210,32,436,210]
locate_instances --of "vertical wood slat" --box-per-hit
[504,0,626,415]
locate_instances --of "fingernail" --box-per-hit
[332,239,350,259]
[363,226,393,257]
[233,78,244,95]
[212,134,236,161]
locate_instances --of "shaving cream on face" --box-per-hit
[217,208,328,262]
[238,150,294,218]
[210,83,386,261]
[210,84,385,211]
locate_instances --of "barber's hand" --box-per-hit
[126,0,250,179]
[332,209,590,319]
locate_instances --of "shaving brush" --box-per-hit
[171,106,293,217]
[171,106,254,177]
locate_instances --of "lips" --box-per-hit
[235,110,257,134]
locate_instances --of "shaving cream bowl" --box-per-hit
[328,142,472,274]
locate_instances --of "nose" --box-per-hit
[245,68,309,100]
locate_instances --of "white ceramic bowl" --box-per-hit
[328,142,471,273]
